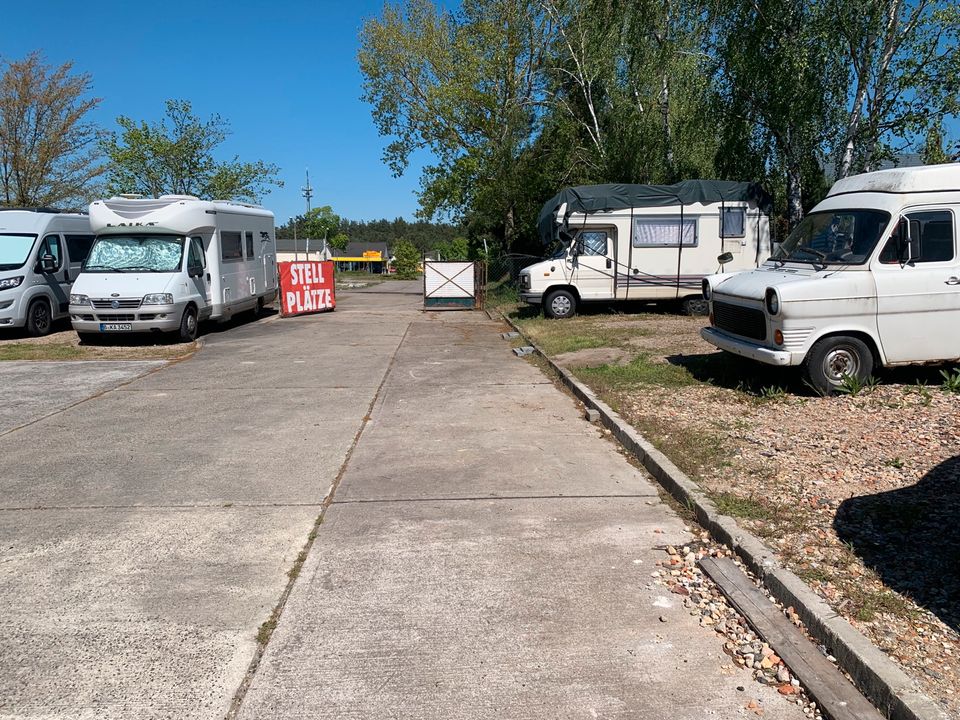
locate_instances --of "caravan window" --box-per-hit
[221,231,243,261]
[245,231,255,258]
[632,217,697,248]
[722,208,746,238]
[576,231,608,256]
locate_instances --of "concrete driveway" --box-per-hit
[0,281,803,719]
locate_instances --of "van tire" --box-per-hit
[178,306,199,342]
[544,289,576,319]
[802,335,873,395]
[252,297,265,318]
[681,296,709,316]
[26,298,52,337]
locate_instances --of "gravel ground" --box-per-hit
[517,310,960,717]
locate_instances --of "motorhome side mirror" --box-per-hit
[188,265,203,278]
[717,252,734,265]
[39,255,57,273]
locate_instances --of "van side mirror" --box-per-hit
[39,254,57,273]
[188,265,204,278]
[897,217,922,262]
[717,252,734,265]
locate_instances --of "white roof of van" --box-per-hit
[0,209,88,234]
[89,195,273,234]
[828,163,960,197]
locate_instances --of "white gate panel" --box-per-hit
[424,261,478,309]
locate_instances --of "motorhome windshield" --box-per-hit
[0,233,38,271]
[83,234,185,273]
[773,210,890,266]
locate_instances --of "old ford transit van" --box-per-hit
[0,208,94,335]
[701,164,960,394]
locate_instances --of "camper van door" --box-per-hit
[570,229,614,300]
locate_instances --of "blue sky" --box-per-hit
[1,0,427,223]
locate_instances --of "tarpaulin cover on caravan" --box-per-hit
[537,180,771,246]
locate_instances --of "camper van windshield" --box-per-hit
[0,233,37,270]
[83,235,185,273]
[773,210,890,266]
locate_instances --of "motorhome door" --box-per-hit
[187,236,212,308]
[569,229,614,300]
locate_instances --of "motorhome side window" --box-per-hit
[576,231,608,255]
[632,217,697,247]
[245,231,255,258]
[221,231,243,261]
[722,208,746,238]
[879,211,955,264]
[64,234,95,263]
[188,237,205,269]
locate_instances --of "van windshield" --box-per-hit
[83,235,185,273]
[773,210,890,265]
[0,233,38,271]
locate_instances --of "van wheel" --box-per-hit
[178,306,199,342]
[252,297,265,318]
[681,296,709,316]
[26,298,52,336]
[544,289,576,319]
[802,335,873,395]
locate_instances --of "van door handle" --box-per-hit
[946,277,960,285]
[606,258,612,269]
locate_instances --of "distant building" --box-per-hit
[275,237,331,262]
[331,242,391,274]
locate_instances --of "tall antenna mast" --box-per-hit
[301,168,313,215]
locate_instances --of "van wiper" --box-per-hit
[789,247,827,268]
[82,265,120,272]
[117,266,164,272]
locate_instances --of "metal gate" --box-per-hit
[423,261,486,310]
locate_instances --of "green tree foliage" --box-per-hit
[100,99,282,203]
[392,238,421,278]
[329,232,350,251]
[0,52,103,207]
[435,236,470,260]
[300,206,340,241]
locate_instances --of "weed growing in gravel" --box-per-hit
[577,353,695,392]
[711,491,782,521]
[884,457,906,469]
[837,373,880,396]
[756,385,788,402]
[911,381,934,406]
[939,368,960,394]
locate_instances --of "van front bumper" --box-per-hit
[69,302,185,333]
[700,327,794,366]
[520,292,542,305]
[0,297,22,328]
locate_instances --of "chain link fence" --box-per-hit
[482,253,541,308]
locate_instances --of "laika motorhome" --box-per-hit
[701,164,960,394]
[0,208,95,335]
[69,195,278,341]
[522,180,771,318]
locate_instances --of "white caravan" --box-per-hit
[69,195,278,341]
[701,164,960,394]
[0,208,95,335]
[521,180,772,318]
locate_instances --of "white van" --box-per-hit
[0,208,95,336]
[701,164,960,394]
[69,195,278,342]
[521,180,772,318]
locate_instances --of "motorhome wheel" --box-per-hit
[544,289,576,319]
[802,335,873,395]
[26,298,52,337]
[681,296,709,316]
[179,306,199,342]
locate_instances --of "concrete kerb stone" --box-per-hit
[497,310,948,720]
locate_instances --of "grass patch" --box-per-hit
[0,343,85,361]
[514,316,650,357]
[711,491,783,522]
[852,588,915,623]
[576,353,694,392]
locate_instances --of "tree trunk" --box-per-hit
[660,73,673,180]
[787,161,803,230]
[504,205,516,251]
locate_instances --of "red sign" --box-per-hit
[278,260,336,317]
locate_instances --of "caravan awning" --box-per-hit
[537,180,772,246]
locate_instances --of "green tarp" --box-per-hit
[537,179,771,246]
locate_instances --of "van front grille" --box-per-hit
[91,298,141,309]
[713,301,766,341]
[96,313,135,322]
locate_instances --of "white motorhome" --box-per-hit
[69,195,278,341]
[521,180,772,318]
[701,164,960,394]
[0,208,94,335]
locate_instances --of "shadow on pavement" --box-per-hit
[834,454,960,632]
[79,308,279,346]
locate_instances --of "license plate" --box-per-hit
[99,323,132,332]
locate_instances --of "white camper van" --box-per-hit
[701,164,960,394]
[521,180,772,318]
[69,195,278,341]
[0,208,94,336]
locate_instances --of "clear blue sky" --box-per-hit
[1,0,428,223]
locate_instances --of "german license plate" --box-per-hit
[99,323,132,332]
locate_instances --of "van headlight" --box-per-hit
[765,288,779,315]
[0,276,24,291]
[142,293,174,305]
[69,293,89,305]
[701,278,711,301]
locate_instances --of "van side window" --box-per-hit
[221,231,243,261]
[37,234,63,270]
[576,231,608,256]
[722,208,746,238]
[633,217,698,247]
[245,231,255,259]
[64,234,95,263]
[879,211,954,264]
[189,237,206,270]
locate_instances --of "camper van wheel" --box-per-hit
[544,289,576,319]
[681,296,709,316]
[802,335,874,396]
[179,306,199,342]
[26,298,52,337]
[253,297,265,318]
